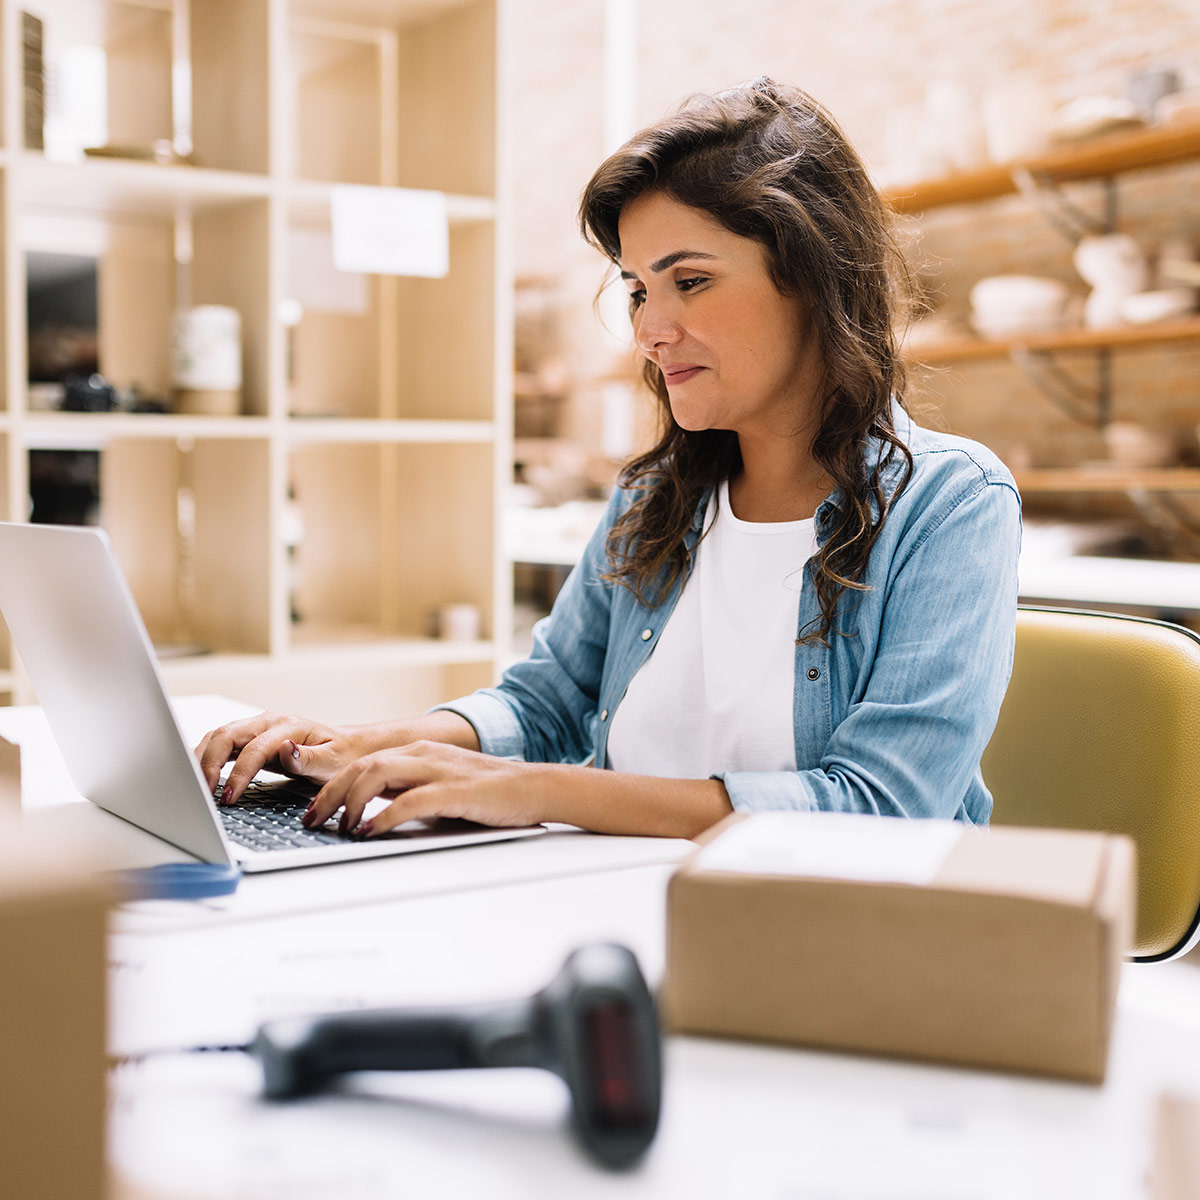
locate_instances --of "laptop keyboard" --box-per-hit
[214,780,346,853]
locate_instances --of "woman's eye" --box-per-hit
[676,276,707,292]
[627,288,646,307]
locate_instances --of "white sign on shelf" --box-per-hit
[331,185,450,279]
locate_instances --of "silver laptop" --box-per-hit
[0,522,545,871]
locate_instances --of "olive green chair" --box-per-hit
[982,606,1200,962]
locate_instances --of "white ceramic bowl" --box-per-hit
[1118,288,1197,325]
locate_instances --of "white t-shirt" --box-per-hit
[606,479,818,779]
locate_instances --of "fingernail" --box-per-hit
[303,801,314,816]
[285,740,301,762]
[357,820,375,839]
[301,810,315,828]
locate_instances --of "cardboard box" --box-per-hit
[663,812,1135,1083]
[0,818,110,1200]
[1154,1093,1200,1200]
[0,733,21,814]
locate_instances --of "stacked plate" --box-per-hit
[969,275,1076,339]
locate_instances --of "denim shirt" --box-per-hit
[440,408,1021,823]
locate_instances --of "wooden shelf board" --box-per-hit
[286,627,495,665]
[285,418,494,444]
[284,179,495,226]
[908,317,1200,364]
[884,119,1200,213]
[20,413,272,449]
[1012,467,1200,493]
[13,153,270,219]
[288,0,476,31]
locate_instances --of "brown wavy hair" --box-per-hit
[579,77,913,644]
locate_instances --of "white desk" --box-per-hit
[8,698,1200,1199]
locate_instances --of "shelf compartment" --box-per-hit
[285,219,496,421]
[286,0,496,195]
[98,437,272,655]
[32,0,270,175]
[20,199,271,416]
[1012,468,1200,494]
[287,16,390,186]
[288,440,494,645]
[390,220,498,420]
[908,318,1200,365]
[190,0,271,175]
[392,1,496,197]
[884,120,1200,214]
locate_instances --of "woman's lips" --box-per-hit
[662,365,705,385]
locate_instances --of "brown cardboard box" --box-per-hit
[1154,1093,1200,1200]
[0,818,110,1200]
[663,812,1135,1083]
[0,733,21,814]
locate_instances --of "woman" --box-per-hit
[197,79,1020,840]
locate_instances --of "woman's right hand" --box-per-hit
[194,712,381,806]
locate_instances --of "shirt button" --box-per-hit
[641,628,653,641]
[600,709,609,721]
[807,667,821,681]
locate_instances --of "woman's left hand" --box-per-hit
[300,741,548,836]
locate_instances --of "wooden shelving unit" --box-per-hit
[909,316,1200,365]
[889,121,1200,525]
[1013,467,1200,494]
[883,120,1200,214]
[0,0,513,725]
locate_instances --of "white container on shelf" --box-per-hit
[981,80,1054,162]
[968,274,1075,338]
[437,603,483,642]
[171,306,242,416]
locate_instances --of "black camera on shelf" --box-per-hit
[62,372,117,412]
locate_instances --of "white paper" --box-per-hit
[695,811,964,885]
[287,227,369,314]
[331,185,449,278]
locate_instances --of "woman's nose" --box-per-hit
[634,301,681,352]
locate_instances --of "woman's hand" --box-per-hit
[194,712,382,806]
[301,742,548,836]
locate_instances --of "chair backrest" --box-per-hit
[982,606,1200,962]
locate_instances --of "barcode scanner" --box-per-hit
[250,942,662,1169]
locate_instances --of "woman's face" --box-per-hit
[617,190,822,441]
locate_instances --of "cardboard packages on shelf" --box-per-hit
[663,812,1135,1083]
[0,816,110,1200]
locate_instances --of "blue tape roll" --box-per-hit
[116,862,242,901]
